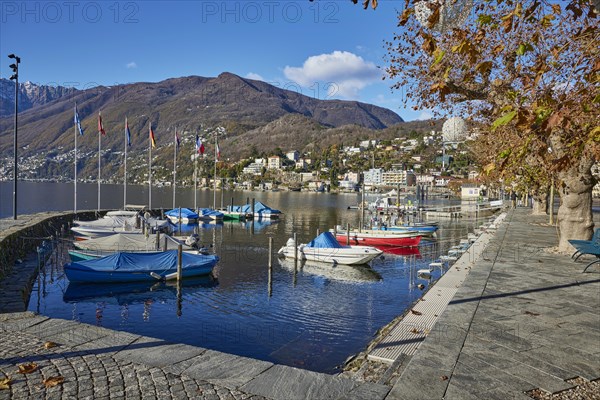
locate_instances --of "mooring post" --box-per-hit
[177,243,183,281]
[346,223,350,245]
[156,230,161,250]
[316,228,320,237]
[163,236,168,251]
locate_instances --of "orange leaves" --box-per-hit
[475,61,493,76]
[17,363,38,374]
[0,378,11,390]
[42,376,64,388]
[430,81,451,101]
[421,33,436,55]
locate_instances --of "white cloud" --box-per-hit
[283,51,381,99]
[417,110,434,120]
[126,62,137,69]
[245,72,265,81]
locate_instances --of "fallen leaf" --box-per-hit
[411,310,423,316]
[0,378,11,390]
[524,311,540,316]
[441,375,449,381]
[17,363,38,374]
[42,376,64,388]
[43,341,58,349]
[410,328,420,334]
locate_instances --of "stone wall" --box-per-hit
[0,211,99,281]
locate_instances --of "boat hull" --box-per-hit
[335,233,422,247]
[278,245,382,265]
[65,251,218,283]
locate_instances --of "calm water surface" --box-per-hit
[4,182,481,373]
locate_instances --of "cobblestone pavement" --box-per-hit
[0,329,267,400]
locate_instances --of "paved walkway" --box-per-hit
[387,209,600,399]
[1,209,599,399]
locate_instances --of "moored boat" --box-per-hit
[165,208,199,224]
[64,250,219,283]
[333,229,422,247]
[197,208,224,221]
[278,232,383,265]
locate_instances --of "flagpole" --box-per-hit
[173,129,177,209]
[213,135,217,210]
[97,112,101,212]
[194,147,198,210]
[124,117,128,208]
[149,124,152,210]
[74,104,78,215]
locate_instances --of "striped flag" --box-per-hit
[195,135,205,155]
[175,130,181,150]
[149,124,156,148]
[125,117,131,146]
[98,112,106,135]
[216,142,220,159]
[74,105,84,135]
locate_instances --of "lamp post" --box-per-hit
[8,54,20,220]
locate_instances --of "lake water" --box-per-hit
[3,181,481,373]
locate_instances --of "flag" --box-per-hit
[195,135,205,155]
[125,117,131,146]
[175,130,181,150]
[98,112,106,135]
[149,124,156,148]
[74,105,84,135]
[216,142,220,159]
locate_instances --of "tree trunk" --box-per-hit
[531,186,548,215]
[556,158,596,253]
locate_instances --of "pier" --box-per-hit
[1,208,599,399]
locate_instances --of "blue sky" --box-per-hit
[1,0,431,121]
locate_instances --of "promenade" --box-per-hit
[0,208,598,399]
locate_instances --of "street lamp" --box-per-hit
[8,54,20,220]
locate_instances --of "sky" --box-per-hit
[0,0,432,121]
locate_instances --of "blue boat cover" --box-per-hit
[233,202,281,214]
[165,208,199,219]
[68,250,215,273]
[305,232,344,249]
[198,208,224,218]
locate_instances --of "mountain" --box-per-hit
[0,78,78,117]
[0,73,403,156]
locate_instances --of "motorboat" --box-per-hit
[165,208,199,224]
[332,228,422,247]
[64,250,219,283]
[278,232,383,265]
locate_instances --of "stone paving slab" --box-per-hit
[176,349,273,389]
[114,336,207,368]
[240,364,363,400]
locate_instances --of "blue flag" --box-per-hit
[74,105,84,136]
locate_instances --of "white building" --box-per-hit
[286,151,299,161]
[381,170,416,186]
[268,156,281,170]
[417,174,435,186]
[363,168,383,185]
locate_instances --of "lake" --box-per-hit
[3,181,478,373]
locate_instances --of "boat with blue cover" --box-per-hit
[64,250,219,283]
[165,208,200,224]
[197,208,224,221]
[278,231,382,265]
[230,201,282,219]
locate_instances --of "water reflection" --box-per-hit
[278,258,382,283]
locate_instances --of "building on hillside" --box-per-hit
[468,170,480,180]
[435,176,453,187]
[381,170,416,186]
[268,156,281,170]
[360,140,378,149]
[417,174,435,186]
[295,158,307,169]
[286,151,299,161]
[243,162,264,176]
[461,183,481,199]
[300,172,315,182]
[363,168,383,186]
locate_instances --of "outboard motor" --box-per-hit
[185,233,200,248]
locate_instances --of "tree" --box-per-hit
[378,0,599,251]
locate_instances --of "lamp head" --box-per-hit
[10,74,17,80]
[8,54,15,59]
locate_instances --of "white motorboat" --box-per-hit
[278,232,383,265]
